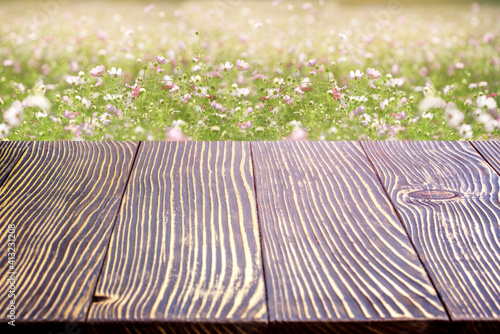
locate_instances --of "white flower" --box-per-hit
[193,86,209,98]
[3,101,23,127]
[351,95,368,103]
[300,77,312,87]
[172,120,186,128]
[419,96,444,112]
[0,123,9,138]
[445,102,464,128]
[234,87,251,98]
[191,64,202,72]
[477,113,498,133]
[273,77,285,86]
[66,75,82,86]
[107,67,124,78]
[477,96,497,110]
[99,113,112,126]
[288,120,302,128]
[458,124,473,139]
[35,110,47,119]
[162,75,175,84]
[218,61,234,72]
[422,111,434,120]
[379,99,389,110]
[389,78,405,87]
[190,75,202,84]
[25,95,51,111]
[103,94,122,101]
[348,69,364,80]
[359,113,372,126]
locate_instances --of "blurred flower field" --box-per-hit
[0,0,499,141]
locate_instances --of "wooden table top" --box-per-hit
[1,141,499,334]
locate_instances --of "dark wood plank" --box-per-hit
[362,141,500,322]
[0,142,138,326]
[251,141,447,333]
[271,320,449,334]
[88,142,267,333]
[0,141,31,187]
[472,141,500,176]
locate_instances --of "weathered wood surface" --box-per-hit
[0,141,31,187]
[472,141,500,176]
[0,142,138,325]
[88,142,267,334]
[251,141,447,332]
[362,141,500,323]
[2,140,500,333]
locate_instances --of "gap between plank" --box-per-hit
[469,141,500,178]
[85,141,142,321]
[358,141,453,322]
[249,142,271,332]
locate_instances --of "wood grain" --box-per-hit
[0,141,138,323]
[0,141,31,187]
[362,141,500,321]
[472,141,500,176]
[88,142,267,333]
[251,141,447,331]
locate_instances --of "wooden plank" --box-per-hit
[0,141,31,187]
[362,141,500,324]
[88,142,267,334]
[0,142,138,326]
[472,141,500,176]
[251,141,447,333]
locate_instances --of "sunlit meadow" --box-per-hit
[0,0,499,141]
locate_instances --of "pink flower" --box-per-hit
[144,3,155,13]
[70,61,79,72]
[166,127,187,141]
[287,128,308,141]
[484,32,495,44]
[455,62,465,69]
[366,68,381,79]
[295,86,305,95]
[252,74,266,81]
[327,88,341,101]
[90,65,105,78]
[391,64,400,75]
[208,70,224,79]
[236,59,250,71]
[181,93,192,103]
[155,56,167,64]
[306,59,318,67]
[391,110,407,120]
[107,67,123,78]
[238,121,253,130]
[210,100,227,112]
[63,110,78,119]
[283,95,293,105]
[131,85,142,100]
